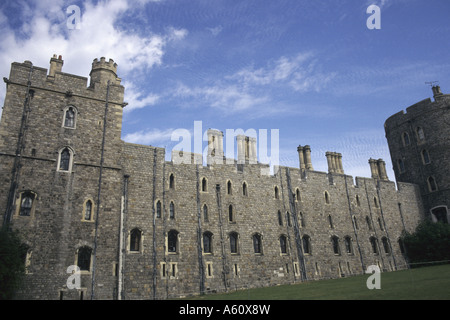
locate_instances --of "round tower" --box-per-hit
[89,57,122,86]
[384,86,450,223]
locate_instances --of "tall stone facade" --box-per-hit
[385,86,450,224]
[0,57,425,300]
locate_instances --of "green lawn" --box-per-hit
[186,264,450,300]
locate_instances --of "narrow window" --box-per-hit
[296,188,300,202]
[344,236,353,254]
[228,204,234,222]
[382,237,390,254]
[302,235,311,254]
[59,148,71,171]
[202,178,207,192]
[156,200,162,218]
[168,230,179,253]
[203,232,213,254]
[230,232,239,254]
[242,182,248,196]
[299,212,305,227]
[253,234,262,254]
[64,107,75,128]
[324,191,330,204]
[402,132,410,146]
[378,217,384,230]
[277,210,283,226]
[84,200,93,221]
[19,192,34,216]
[169,174,175,189]
[203,204,208,222]
[374,196,379,208]
[422,150,430,164]
[77,246,92,271]
[370,237,379,254]
[169,201,175,219]
[352,215,358,230]
[286,211,291,227]
[328,215,334,229]
[356,195,361,207]
[280,235,287,254]
[274,186,279,199]
[397,159,405,173]
[416,127,425,141]
[130,228,141,252]
[428,176,437,192]
[226,180,232,195]
[331,236,340,255]
[366,216,373,231]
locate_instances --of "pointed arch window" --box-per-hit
[169,174,175,189]
[302,235,311,254]
[370,237,379,254]
[77,246,92,272]
[203,232,213,254]
[253,233,263,254]
[156,200,162,218]
[279,235,288,254]
[58,147,73,172]
[422,150,430,164]
[402,132,410,146]
[130,228,142,252]
[169,201,175,219]
[167,230,179,253]
[82,199,94,221]
[344,236,353,254]
[229,232,239,254]
[428,176,437,192]
[331,236,340,255]
[63,106,77,128]
[203,204,209,222]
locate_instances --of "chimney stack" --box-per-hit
[48,54,63,78]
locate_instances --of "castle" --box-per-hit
[0,55,447,300]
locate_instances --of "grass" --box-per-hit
[185,264,450,300]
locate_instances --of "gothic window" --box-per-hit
[279,235,287,254]
[77,246,92,271]
[277,210,283,226]
[58,147,73,172]
[167,230,179,253]
[402,132,410,146]
[242,182,248,196]
[253,233,262,254]
[422,150,430,164]
[382,237,390,254]
[130,228,142,252]
[201,178,207,192]
[416,127,425,141]
[302,235,311,254]
[203,232,213,254]
[324,191,330,204]
[331,236,340,255]
[229,232,239,254]
[203,204,208,222]
[19,192,35,216]
[169,201,175,219]
[228,204,234,222]
[344,236,353,254]
[156,200,162,218]
[227,180,232,195]
[83,199,94,221]
[428,176,437,192]
[63,106,76,128]
[370,237,379,254]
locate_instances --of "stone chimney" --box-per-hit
[326,152,344,174]
[298,145,313,171]
[369,158,389,181]
[48,54,63,78]
[236,135,257,164]
[432,85,443,100]
[207,129,224,165]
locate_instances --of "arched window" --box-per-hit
[63,106,76,128]
[58,147,73,172]
[227,180,232,195]
[130,228,142,252]
[370,237,379,254]
[253,233,262,254]
[279,235,287,254]
[331,236,340,255]
[422,150,430,164]
[169,201,175,219]
[402,132,410,146]
[19,192,35,216]
[202,178,207,192]
[242,182,248,196]
[229,232,239,254]
[83,200,94,221]
[168,230,179,253]
[296,188,301,202]
[324,191,330,204]
[381,237,390,254]
[344,236,353,254]
[428,176,437,192]
[416,127,425,141]
[203,232,213,254]
[169,174,175,189]
[397,159,405,173]
[274,186,279,199]
[156,200,162,218]
[277,210,283,226]
[203,204,208,222]
[77,246,92,271]
[431,207,448,224]
[302,235,311,254]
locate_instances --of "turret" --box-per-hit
[89,57,122,87]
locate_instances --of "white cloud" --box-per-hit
[123,128,175,145]
[0,0,187,113]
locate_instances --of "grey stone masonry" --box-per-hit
[0,56,426,300]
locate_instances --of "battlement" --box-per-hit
[89,57,121,86]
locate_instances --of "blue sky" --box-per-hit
[0,0,449,181]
